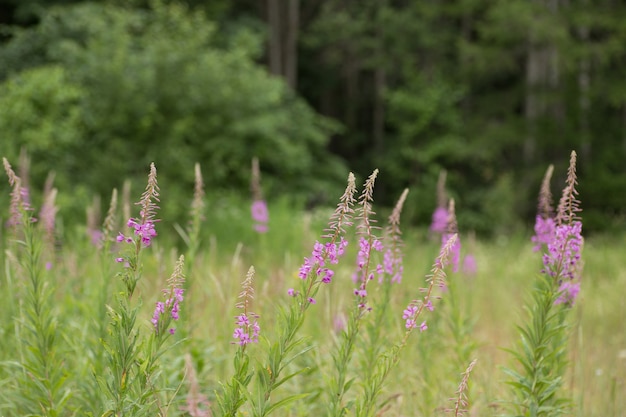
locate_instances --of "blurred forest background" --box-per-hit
[1,0,625,234]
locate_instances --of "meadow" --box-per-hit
[0,156,624,417]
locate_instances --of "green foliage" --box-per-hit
[300,0,626,231]
[1,153,625,416]
[0,163,70,415]
[0,1,344,226]
[502,275,571,417]
[0,66,84,179]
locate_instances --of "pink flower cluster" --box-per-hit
[430,206,448,234]
[540,221,583,306]
[117,218,157,247]
[542,221,583,280]
[402,305,428,332]
[233,313,260,346]
[151,287,184,335]
[251,200,269,233]
[382,248,404,283]
[353,237,383,283]
[555,281,581,305]
[298,238,348,283]
[352,237,384,307]
[531,215,556,252]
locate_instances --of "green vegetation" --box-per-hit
[0,155,623,416]
[1,0,626,232]
[0,1,625,414]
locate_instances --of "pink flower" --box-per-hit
[251,200,269,233]
[430,207,448,234]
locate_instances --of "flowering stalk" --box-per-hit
[250,157,269,233]
[101,163,162,417]
[444,359,478,416]
[439,201,477,379]
[532,165,556,251]
[151,255,186,336]
[188,163,205,269]
[115,163,160,297]
[139,255,186,414]
[173,163,206,337]
[4,157,34,232]
[361,189,408,395]
[3,157,68,416]
[354,234,457,417]
[176,163,205,277]
[247,173,357,417]
[504,151,583,416]
[39,172,57,261]
[328,169,381,417]
[442,199,461,273]
[216,267,258,417]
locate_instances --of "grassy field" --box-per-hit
[0,166,624,416]
[182,210,626,417]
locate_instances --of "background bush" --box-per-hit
[1,0,626,233]
[0,2,345,223]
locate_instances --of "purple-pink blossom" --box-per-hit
[542,221,583,281]
[381,247,404,284]
[251,200,269,233]
[232,313,260,346]
[430,206,448,234]
[152,287,184,334]
[555,281,581,306]
[402,306,429,331]
[354,288,367,298]
[353,236,384,283]
[532,215,556,252]
[117,219,158,247]
[402,305,418,320]
[298,238,349,285]
[127,218,157,246]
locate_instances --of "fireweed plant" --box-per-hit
[444,358,478,417]
[440,200,477,379]
[175,162,206,280]
[0,151,602,416]
[2,157,69,416]
[233,172,357,417]
[360,188,409,390]
[174,163,206,338]
[326,169,381,417]
[354,234,460,417]
[215,266,259,416]
[100,163,186,416]
[503,151,583,416]
[250,157,269,234]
